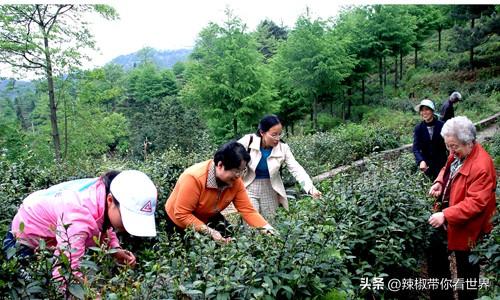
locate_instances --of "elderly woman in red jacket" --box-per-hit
[428,116,496,300]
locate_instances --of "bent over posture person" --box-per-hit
[428,116,496,300]
[3,170,158,280]
[439,91,462,123]
[165,141,274,243]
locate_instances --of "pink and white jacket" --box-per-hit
[11,177,120,278]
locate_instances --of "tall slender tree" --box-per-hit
[450,5,497,70]
[428,5,454,52]
[333,6,375,105]
[408,6,438,68]
[0,4,117,162]
[273,14,354,129]
[254,19,288,61]
[183,9,275,140]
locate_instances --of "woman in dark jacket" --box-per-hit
[412,99,448,180]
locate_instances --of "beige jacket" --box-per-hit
[238,133,318,210]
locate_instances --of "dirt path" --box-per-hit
[312,113,500,183]
[477,122,499,143]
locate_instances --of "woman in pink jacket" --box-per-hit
[428,116,496,300]
[3,170,157,280]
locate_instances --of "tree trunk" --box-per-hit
[438,28,442,51]
[469,18,475,70]
[341,92,345,121]
[233,117,238,137]
[378,56,383,91]
[63,94,68,161]
[399,50,403,81]
[346,87,352,120]
[394,55,398,89]
[14,97,28,130]
[383,56,387,88]
[43,34,61,163]
[312,97,318,130]
[414,47,418,68]
[361,79,365,105]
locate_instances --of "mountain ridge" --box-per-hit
[0,47,192,97]
[108,48,192,70]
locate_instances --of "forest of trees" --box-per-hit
[0,4,499,298]
[0,4,498,166]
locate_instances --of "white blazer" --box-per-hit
[238,133,318,210]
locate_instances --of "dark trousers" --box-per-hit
[454,250,480,300]
[426,227,453,300]
[426,227,480,300]
[165,212,233,238]
[2,231,34,260]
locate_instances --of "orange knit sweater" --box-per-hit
[165,160,268,230]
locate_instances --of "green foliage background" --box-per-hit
[0,3,499,299]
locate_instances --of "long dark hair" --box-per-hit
[256,114,281,137]
[256,114,286,144]
[100,170,121,231]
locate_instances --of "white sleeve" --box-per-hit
[283,143,317,194]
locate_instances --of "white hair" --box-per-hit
[450,91,462,102]
[441,116,476,144]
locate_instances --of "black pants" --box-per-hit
[454,250,480,300]
[2,231,34,259]
[426,228,480,300]
[165,213,233,238]
[426,227,453,300]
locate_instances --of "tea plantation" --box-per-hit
[0,133,498,299]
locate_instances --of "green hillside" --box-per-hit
[0,4,498,299]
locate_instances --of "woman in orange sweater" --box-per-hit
[165,141,274,243]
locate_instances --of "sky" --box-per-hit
[1,0,496,78]
[85,0,343,68]
[0,0,344,78]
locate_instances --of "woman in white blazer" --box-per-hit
[224,115,321,220]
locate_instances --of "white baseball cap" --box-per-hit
[110,170,157,237]
[414,99,435,112]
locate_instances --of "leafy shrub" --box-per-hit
[287,123,404,177]
[0,126,497,299]
[475,77,500,95]
[371,95,417,112]
[469,214,500,299]
[0,224,98,299]
[484,131,500,167]
[320,153,432,298]
[421,51,453,72]
[136,146,213,223]
[455,91,500,121]
[317,113,342,132]
[361,107,417,139]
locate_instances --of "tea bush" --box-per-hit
[319,153,432,298]
[454,91,500,122]
[287,123,404,177]
[70,153,434,299]
[470,214,500,299]
[0,130,498,299]
[484,130,500,167]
